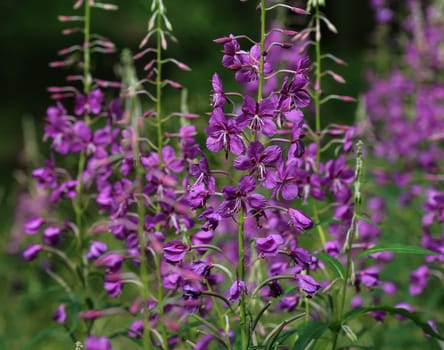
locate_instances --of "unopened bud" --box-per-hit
[58,45,81,56]
[340,96,356,102]
[176,61,191,71]
[326,70,346,84]
[79,310,104,320]
[144,59,155,71]
[213,36,233,44]
[49,61,69,68]
[166,80,182,89]
[58,15,84,22]
[73,0,83,9]
[148,13,157,31]
[291,7,309,15]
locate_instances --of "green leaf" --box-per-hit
[314,253,345,280]
[292,321,329,350]
[188,314,230,348]
[356,244,441,259]
[264,313,305,350]
[20,326,63,350]
[342,306,444,341]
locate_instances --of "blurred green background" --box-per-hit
[0,0,378,349]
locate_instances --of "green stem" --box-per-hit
[83,0,91,93]
[134,101,153,350]
[237,209,248,350]
[153,2,168,348]
[330,215,356,350]
[332,142,363,350]
[314,3,322,168]
[313,202,327,246]
[156,0,164,162]
[72,0,93,338]
[257,0,266,103]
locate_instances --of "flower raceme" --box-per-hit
[18,0,426,349]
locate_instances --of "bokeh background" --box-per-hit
[0,0,376,348]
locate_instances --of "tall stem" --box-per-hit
[331,142,363,350]
[314,3,322,168]
[83,0,91,94]
[72,0,93,337]
[257,0,266,102]
[312,2,327,257]
[153,1,168,348]
[156,0,164,162]
[237,209,248,350]
[133,97,153,349]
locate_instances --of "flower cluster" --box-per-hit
[14,0,444,349]
[359,0,444,328]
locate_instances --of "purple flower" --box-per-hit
[75,88,104,116]
[235,44,272,85]
[128,319,144,338]
[324,240,340,258]
[95,253,124,272]
[394,302,414,321]
[198,207,221,232]
[182,284,202,312]
[237,96,277,136]
[162,241,191,264]
[211,73,228,108]
[256,234,284,257]
[219,175,267,218]
[206,108,245,156]
[234,141,281,181]
[221,34,241,69]
[322,155,355,203]
[187,182,210,209]
[162,146,185,173]
[278,294,300,312]
[264,159,304,201]
[288,208,314,231]
[53,304,66,324]
[85,336,112,350]
[164,273,184,289]
[43,226,62,246]
[107,98,123,122]
[296,273,321,297]
[190,156,216,194]
[24,217,45,234]
[87,241,108,260]
[23,244,43,261]
[228,280,248,301]
[278,74,310,110]
[50,180,78,203]
[104,278,122,298]
[358,267,380,288]
[289,247,313,270]
[409,265,429,295]
[32,160,58,189]
[191,261,213,278]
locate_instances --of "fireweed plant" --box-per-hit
[360,0,444,339]
[17,0,444,350]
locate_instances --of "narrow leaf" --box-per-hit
[188,314,230,348]
[292,321,329,350]
[314,253,345,280]
[264,313,305,350]
[356,244,441,259]
[342,306,444,341]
